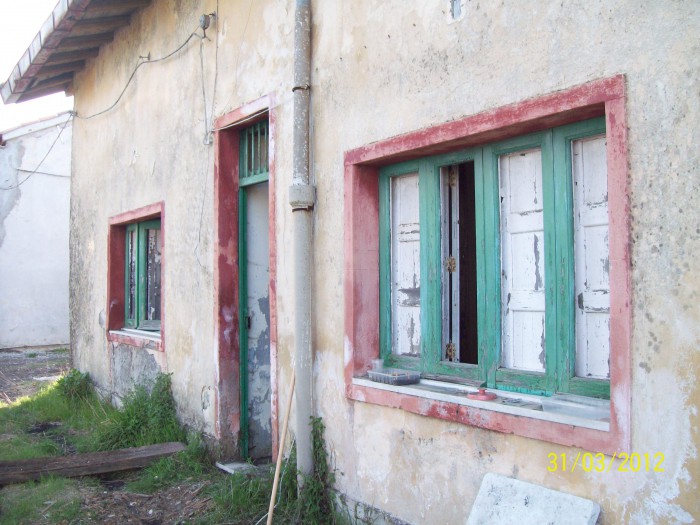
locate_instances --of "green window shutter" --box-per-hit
[377,119,610,400]
[552,117,609,399]
[124,223,138,329]
[123,219,161,332]
[487,131,552,396]
[138,220,161,331]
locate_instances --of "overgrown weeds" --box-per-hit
[202,416,343,525]
[56,368,93,402]
[96,373,186,450]
[1,371,345,524]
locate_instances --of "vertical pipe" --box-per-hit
[290,0,314,480]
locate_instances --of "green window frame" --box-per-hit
[379,117,609,399]
[124,219,162,331]
[239,120,269,187]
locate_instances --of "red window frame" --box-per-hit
[343,76,631,454]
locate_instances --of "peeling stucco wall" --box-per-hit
[68,0,698,523]
[310,1,699,523]
[70,0,295,440]
[0,114,71,349]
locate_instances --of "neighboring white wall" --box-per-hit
[0,113,72,349]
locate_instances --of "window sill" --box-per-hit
[107,329,162,351]
[352,376,609,431]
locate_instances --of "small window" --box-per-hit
[124,219,162,331]
[240,120,269,185]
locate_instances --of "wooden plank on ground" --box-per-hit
[0,442,186,485]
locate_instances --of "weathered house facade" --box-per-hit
[3,0,698,522]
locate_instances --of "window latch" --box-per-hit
[445,342,456,361]
[448,169,458,187]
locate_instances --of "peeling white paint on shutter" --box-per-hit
[573,135,610,379]
[145,228,161,321]
[391,172,421,357]
[499,149,546,372]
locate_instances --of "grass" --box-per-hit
[0,476,84,525]
[0,378,116,461]
[96,373,185,451]
[0,371,345,524]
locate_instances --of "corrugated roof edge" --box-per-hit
[2,0,92,104]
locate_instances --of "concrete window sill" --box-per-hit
[107,329,162,351]
[352,376,610,431]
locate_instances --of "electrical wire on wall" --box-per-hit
[0,113,74,191]
[1,19,210,193]
[74,30,203,121]
[193,0,220,270]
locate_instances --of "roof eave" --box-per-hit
[1,0,149,104]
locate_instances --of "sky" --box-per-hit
[0,0,74,132]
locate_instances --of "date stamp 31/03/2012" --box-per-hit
[547,452,665,473]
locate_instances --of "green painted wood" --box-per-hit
[379,161,420,367]
[378,169,391,364]
[488,132,552,394]
[552,125,576,394]
[478,144,500,388]
[424,148,483,381]
[377,120,609,400]
[494,369,548,396]
[124,223,137,329]
[239,171,269,187]
[137,220,161,331]
[553,117,607,397]
[541,130,557,395]
[240,120,270,185]
[124,220,160,330]
[419,157,441,374]
[568,376,610,399]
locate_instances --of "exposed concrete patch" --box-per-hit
[110,343,162,401]
[334,490,412,525]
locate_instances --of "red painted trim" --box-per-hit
[214,96,271,131]
[347,384,621,454]
[346,75,623,167]
[344,76,631,453]
[605,94,632,451]
[213,94,279,460]
[106,201,165,352]
[267,96,280,462]
[109,202,163,225]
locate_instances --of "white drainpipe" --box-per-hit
[289,0,314,480]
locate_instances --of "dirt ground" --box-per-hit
[0,347,70,404]
[0,347,216,525]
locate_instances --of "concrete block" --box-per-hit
[467,473,600,525]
